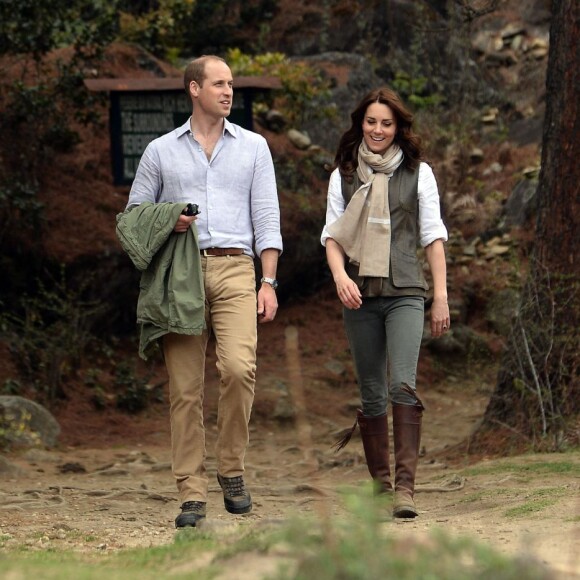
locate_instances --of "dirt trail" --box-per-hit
[0,299,579,578]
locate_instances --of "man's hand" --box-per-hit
[257,284,278,323]
[174,214,197,233]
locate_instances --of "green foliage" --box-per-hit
[274,490,550,580]
[0,0,117,231]
[0,0,119,57]
[503,265,580,448]
[118,0,195,61]
[392,71,443,110]
[461,460,577,477]
[1,379,22,395]
[0,489,552,579]
[504,497,560,518]
[0,407,41,450]
[116,0,278,59]
[83,368,108,410]
[227,48,332,126]
[2,267,106,403]
[114,362,158,414]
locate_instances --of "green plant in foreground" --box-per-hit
[275,491,550,580]
[0,490,553,580]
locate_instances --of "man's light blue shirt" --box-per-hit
[126,118,283,258]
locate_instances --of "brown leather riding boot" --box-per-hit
[357,410,393,494]
[392,399,424,518]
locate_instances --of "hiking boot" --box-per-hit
[175,500,206,528]
[217,474,252,514]
[358,410,393,494]
[393,489,418,518]
[392,397,424,519]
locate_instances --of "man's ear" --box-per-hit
[189,80,199,99]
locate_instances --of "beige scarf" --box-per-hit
[327,142,403,277]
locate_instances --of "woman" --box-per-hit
[321,87,450,518]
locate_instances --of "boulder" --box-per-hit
[287,128,312,150]
[502,179,539,227]
[423,323,491,359]
[0,396,60,449]
[485,288,521,336]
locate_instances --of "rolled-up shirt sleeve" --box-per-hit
[251,137,283,257]
[321,169,345,246]
[418,162,448,247]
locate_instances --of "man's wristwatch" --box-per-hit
[260,277,279,290]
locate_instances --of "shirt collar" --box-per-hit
[176,117,237,139]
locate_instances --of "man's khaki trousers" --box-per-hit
[163,254,257,504]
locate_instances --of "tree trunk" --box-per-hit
[471,0,579,452]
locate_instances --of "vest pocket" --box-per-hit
[390,247,428,290]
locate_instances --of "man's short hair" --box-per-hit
[184,55,227,96]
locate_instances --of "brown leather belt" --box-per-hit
[200,247,244,257]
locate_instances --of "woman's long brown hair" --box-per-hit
[334,87,423,178]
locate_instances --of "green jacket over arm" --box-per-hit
[116,202,205,359]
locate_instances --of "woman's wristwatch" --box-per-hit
[260,277,279,290]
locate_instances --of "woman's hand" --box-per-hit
[325,238,362,309]
[335,272,363,310]
[430,296,450,338]
[174,214,197,233]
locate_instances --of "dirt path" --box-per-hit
[0,299,579,578]
[1,387,578,578]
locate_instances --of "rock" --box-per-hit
[502,179,538,227]
[469,148,484,164]
[522,166,541,179]
[482,162,503,176]
[448,297,468,325]
[501,24,526,41]
[530,37,549,50]
[424,324,491,359]
[286,128,312,150]
[530,46,548,60]
[23,448,62,463]
[508,117,544,146]
[324,359,346,376]
[485,288,520,336]
[298,52,382,153]
[0,455,22,475]
[510,35,524,51]
[485,50,519,66]
[462,243,477,257]
[264,109,287,132]
[273,395,295,421]
[521,0,551,25]
[481,108,499,124]
[484,244,510,258]
[0,396,60,449]
[471,31,497,55]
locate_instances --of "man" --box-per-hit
[125,55,282,528]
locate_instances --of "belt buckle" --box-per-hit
[202,249,212,257]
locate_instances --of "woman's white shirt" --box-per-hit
[320,162,448,248]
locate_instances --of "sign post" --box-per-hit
[85,76,280,186]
